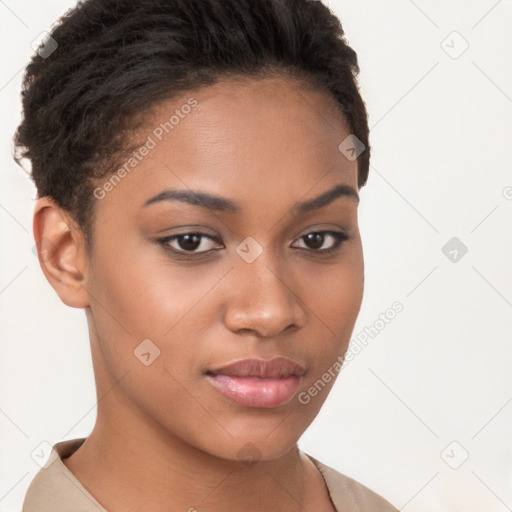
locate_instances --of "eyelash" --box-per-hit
[156,230,349,257]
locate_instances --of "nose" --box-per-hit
[222,253,306,338]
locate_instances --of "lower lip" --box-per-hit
[205,374,302,408]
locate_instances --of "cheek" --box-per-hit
[306,267,363,323]
[298,250,364,373]
[303,249,364,328]
[89,238,217,338]
[86,239,230,396]
[86,245,219,439]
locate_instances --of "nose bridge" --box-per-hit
[223,238,305,337]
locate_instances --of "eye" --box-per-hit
[157,232,223,254]
[156,229,349,257]
[291,230,348,253]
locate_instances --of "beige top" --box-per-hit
[22,438,398,511]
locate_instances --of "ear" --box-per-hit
[33,196,90,309]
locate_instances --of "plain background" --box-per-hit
[1,0,511,510]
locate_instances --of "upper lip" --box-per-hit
[207,357,305,378]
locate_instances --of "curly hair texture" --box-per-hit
[13,0,371,252]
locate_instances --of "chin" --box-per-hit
[214,437,299,464]
[190,415,308,464]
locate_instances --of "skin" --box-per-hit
[34,75,364,512]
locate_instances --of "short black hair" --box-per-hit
[13,0,371,252]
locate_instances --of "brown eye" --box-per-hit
[292,231,348,253]
[303,232,324,250]
[157,233,222,254]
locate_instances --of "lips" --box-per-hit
[208,357,305,379]
[205,357,305,408]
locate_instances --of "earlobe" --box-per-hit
[33,197,90,309]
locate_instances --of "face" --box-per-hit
[81,76,364,461]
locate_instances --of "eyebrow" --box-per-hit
[142,183,359,214]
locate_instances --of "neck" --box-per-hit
[62,390,332,512]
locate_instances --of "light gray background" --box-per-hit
[1,1,511,510]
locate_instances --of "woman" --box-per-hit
[15,0,398,510]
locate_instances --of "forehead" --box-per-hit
[96,76,358,216]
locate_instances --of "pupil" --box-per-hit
[306,232,324,249]
[180,234,201,251]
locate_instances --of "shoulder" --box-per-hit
[22,438,106,512]
[306,454,399,512]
